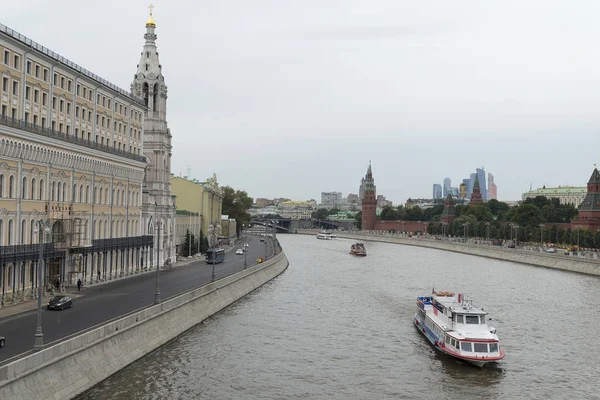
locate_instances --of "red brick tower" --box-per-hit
[361,162,377,231]
[441,193,456,224]
[571,166,600,232]
[469,173,483,206]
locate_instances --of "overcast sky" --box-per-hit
[4,1,600,204]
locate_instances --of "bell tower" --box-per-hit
[133,5,176,266]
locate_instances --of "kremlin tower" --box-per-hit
[361,162,377,231]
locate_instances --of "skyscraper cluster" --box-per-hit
[432,167,497,201]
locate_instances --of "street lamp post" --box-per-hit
[208,221,220,282]
[539,224,545,245]
[34,220,50,350]
[485,222,490,241]
[463,223,469,241]
[154,221,162,304]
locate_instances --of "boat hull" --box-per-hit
[413,316,502,368]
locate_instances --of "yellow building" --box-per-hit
[0,22,150,302]
[171,175,223,241]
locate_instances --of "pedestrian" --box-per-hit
[97,269,101,282]
[77,278,82,291]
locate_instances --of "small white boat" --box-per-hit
[316,232,334,240]
[414,291,504,368]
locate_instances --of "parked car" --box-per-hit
[236,249,244,255]
[545,247,556,253]
[47,295,73,310]
[0,335,5,348]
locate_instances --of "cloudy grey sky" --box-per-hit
[4,1,600,203]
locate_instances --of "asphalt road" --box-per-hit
[0,234,278,363]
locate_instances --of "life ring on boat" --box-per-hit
[422,328,426,333]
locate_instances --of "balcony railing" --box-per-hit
[70,235,154,254]
[0,114,146,163]
[0,23,144,106]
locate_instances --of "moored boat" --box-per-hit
[414,290,504,367]
[350,242,367,256]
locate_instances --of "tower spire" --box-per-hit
[146,4,156,27]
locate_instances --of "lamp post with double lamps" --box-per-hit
[33,219,51,350]
[462,223,469,242]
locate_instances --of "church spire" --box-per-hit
[146,4,156,27]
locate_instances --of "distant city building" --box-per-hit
[273,198,291,205]
[571,166,600,231]
[433,184,442,199]
[347,193,360,206]
[255,198,273,208]
[443,178,451,198]
[488,173,497,200]
[468,173,476,198]
[476,167,487,201]
[522,185,585,206]
[405,199,436,209]
[451,187,460,197]
[377,195,392,208]
[361,162,377,230]
[321,191,343,206]
[459,183,468,198]
[469,174,483,206]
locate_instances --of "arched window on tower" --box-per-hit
[142,83,149,107]
[153,83,159,113]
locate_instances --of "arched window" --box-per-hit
[104,220,108,238]
[79,185,83,203]
[20,219,26,244]
[112,189,115,205]
[62,182,67,202]
[85,185,89,203]
[0,174,4,197]
[30,219,36,244]
[8,219,14,245]
[99,187,103,204]
[104,188,108,204]
[31,178,36,200]
[39,179,44,200]
[21,177,27,199]
[94,186,98,204]
[9,175,14,198]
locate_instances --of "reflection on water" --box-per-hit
[77,235,600,400]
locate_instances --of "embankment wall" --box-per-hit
[304,231,600,276]
[0,251,289,400]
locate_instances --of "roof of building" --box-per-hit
[524,186,586,195]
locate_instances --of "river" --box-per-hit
[76,234,600,400]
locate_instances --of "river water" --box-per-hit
[77,235,600,400]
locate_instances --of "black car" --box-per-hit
[47,295,73,310]
[0,335,5,348]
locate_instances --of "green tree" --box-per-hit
[312,208,329,221]
[222,186,253,235]
[199,230,210,253]
[380,206,399,220]
[354,211,362,230]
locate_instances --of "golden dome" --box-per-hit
[146,4,156,27]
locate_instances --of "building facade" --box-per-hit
[320,191,342,206]
[443,178,451,198]
[476,167,487,201]
[488,173,497,200]
[433,184,442,199]
[522,185,585,207]
[170,175,223,239]
[0,22,152,302]
[361,162,376,230]
[132,12,177,267]
[469,173,483,206]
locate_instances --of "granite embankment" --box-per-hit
[0,251,289,400]
[304,231,600,276]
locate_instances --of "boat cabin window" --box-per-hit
[445,336,450,345]
[451,339,457,348]
[465,315,480,324]
[473,343,488,353]
[489,343,498,353]
[456,315,464,323]
[460,342,472,352]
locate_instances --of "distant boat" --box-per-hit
[349,243,367,256]
[414,291,504,368]
[316,232,334,240]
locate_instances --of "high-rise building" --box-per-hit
[433,184,442,199]
[321,192,342,206]
[477,167,487,201]
[468,173,476,198]
[133,9,177,265]
[459,183,468,198]
[488,173,497,200]
[443,178,451,198]
[361,162,377,230]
